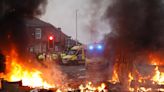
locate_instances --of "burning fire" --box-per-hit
[149,53,164,85]
[0,49,55,89]
[79,82,107,92]
[152,66,164,85]
[149,53,163,65]
[1,48,164,91]
[108,64,119,84]
[128,53,164,91]
[128,73,134,91]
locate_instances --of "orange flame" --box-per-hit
[108,64,119,84]
[128,53,164,91]
[149,54,164,85]
[111,68,119,83]
[128,73,134,91]
[149,53,163,65]
[152,66,164,85]
[1,49,55,89]
[79,82,107,92]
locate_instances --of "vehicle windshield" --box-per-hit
[67,50,77,55]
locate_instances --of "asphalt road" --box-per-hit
[59,64,86,86]
[58,60,109,86]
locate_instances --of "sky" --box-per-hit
[41,0,111,44]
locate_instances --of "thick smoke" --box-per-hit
[86,0,110,43]
[4,0,47,16]
[105,0,164,52]
[0,0,47,58]
[0,0,67,86]
[103,0,164,89]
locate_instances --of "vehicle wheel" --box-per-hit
[70,60,78,65]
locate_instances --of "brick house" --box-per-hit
[24,17,69,54]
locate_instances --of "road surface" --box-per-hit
[59,64,86,86]
[58,60,109,87]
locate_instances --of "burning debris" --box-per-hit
[0,49,66,89]
[0,0,164,91]
[102,0,164,91]
[0,0,66,91]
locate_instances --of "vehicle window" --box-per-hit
[67,50,76,55]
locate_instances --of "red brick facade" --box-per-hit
[24,17,71,54]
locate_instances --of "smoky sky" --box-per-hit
[105,0,164,52]
[41,0,110,44]
[1,0,47,16]
[0,0,47,58]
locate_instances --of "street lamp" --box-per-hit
[75,9,78,45]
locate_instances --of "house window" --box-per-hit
[35,28,42,39]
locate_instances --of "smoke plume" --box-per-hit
[0,0,67,87]
[105,0,164,52]
[86,0,111,43]
[103,0,164,89]
[0,0,47,58]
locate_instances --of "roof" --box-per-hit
[24,17,55,28]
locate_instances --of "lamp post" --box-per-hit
[75,9,78,45]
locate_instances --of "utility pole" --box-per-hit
[75,9,78,45]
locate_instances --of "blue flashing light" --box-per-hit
[97,44,103,50]
[89,45,94,50]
